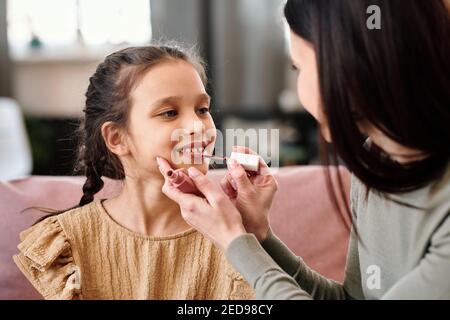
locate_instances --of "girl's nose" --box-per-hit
[188,122,205,138]
[181,113,206,136]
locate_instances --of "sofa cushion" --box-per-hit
[0,166,350,299]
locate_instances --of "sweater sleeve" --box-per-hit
[226,233,312,299]
[226,230,362,300]
[260,228,363,299]
[225,174,365,300]
[12,217,81,300]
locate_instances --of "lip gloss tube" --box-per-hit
[203,152,268,176]
[158,159,204,197]
[166,169,204,197]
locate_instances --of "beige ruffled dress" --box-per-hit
[13,199,255,300]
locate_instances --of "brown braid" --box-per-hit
[78,157,106,206]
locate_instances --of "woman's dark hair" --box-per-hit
[28,44,207,224]
[284,0,450,230]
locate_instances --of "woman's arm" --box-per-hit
[226,228,364,300]
[236,173,365,299]
[227,233,311,299]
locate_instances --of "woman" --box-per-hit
[158,0,450,299]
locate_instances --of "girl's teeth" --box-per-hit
[179,147,204,154]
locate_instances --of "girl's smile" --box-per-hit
[174,139,216,165]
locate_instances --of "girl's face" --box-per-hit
[289,30,425,163]
[121,60,216,178]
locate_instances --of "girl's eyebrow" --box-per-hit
[150,94,211,108]
[197,93,211,104]
[150,96,182,108]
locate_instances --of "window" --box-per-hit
[7,0,152,50]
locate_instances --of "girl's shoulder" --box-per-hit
[18,200,96,244]
[55,199,100,229]
[13,215,80,299]
[12,201,99,299]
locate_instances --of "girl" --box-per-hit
[160,0,450,299]
[13,45,255,300]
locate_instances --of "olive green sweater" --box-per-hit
[226,162,450,299]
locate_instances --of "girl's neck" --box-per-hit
[102,177,191,237]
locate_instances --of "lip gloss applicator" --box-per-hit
[158,152,267,196]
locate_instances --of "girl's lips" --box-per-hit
[179,150,206,163]
[180,149,215,165]
[170,140,215,165]
[176,140,211,152]
[176,141,214,155]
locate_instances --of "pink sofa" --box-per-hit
[0,166,350,300]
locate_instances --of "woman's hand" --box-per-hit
[220,146,278,242]
[157,157,246,251]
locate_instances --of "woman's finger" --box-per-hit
[227,160,254,193]
[161,180,198,205]
[156,156,173,174]
[220,174,237,198]
[187,167,228,207]
[224,172,237,191]
[223,172,237,190]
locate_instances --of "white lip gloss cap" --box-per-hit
[229,152,260,172]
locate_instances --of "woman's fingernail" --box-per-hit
[156,156,162,166]
[230,178,237,190]
[228,158,238,169]
[188,167,201,178]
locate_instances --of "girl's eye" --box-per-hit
[160,110,178,118]
[291,64,301,73]
[197,107,210,115]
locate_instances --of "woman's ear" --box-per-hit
[101,121,129,156]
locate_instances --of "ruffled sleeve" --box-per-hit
[12,217,81,300]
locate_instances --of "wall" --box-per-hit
[0,0,12,97]
[11,0,203,118]
[12,56,99,118]
[210,0,286,112]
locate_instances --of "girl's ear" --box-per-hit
[101,121,130,156]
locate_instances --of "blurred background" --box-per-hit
[0,0,319,179]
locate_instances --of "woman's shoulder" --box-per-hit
[349,161,450,219]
